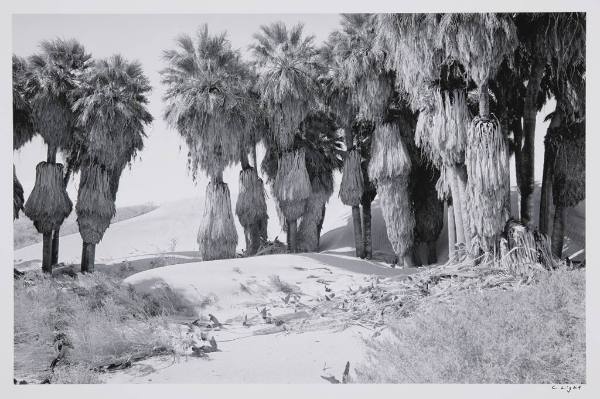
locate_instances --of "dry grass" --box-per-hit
[354,267,585,384]
[14,271,196,383]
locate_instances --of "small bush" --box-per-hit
[355,268,585,384]
[14,271,195,383]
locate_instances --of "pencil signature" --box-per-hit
[552,385,584,393]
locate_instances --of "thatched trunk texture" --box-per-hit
[548,120,585,259]
[24,162,72,272]
[13,166,24,220]
[340,135,365,258]
[361,198,372,259]
[520,62,545,225]
[465,113,510,251]
[198,180,238,261]
[378,177,415,267]
[298,188,330,252]
[368,123,413,266]
[76,164,116,245]
[236,168,269,256]
[274,150,311,252]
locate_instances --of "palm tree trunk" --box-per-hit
[240,147,250,170]
[551,204,566,258]
[427,241,437,265]
[352,205,364,258]
[288,220,297,253]
[51,166,74,265]
[252,143,258,171]
[540,108,561,235]
[449,171,465,246]
[456,165,471,248]
[539,142,554,235]
[361,199,372,259]
[513,119,524,192]
[47,144,57,163]
[447,201,456,259]
[42,233,53,274]
[520,62,544,225]
[81,242,96,273]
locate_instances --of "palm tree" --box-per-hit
[235,85,270,256]
[23,39,91,273]
[162,26,251,260]
[538,13,585,258]
[250,22,320,252]
[73,55,152,271]
[13,56,36,220]
[261,111,343,252]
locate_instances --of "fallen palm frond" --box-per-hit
[339,149,364,206]
[549,122,585,208]
[368,123,411,182]
[197,181,238,261]
[76,164,116,244]
[465,115,510,239]
[378,176,414,260]
[24,162,73,234]
[274,149,312,221]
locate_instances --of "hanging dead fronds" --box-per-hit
[274,149,312,221]
[437,13,517,88]
[368,123,411,182]
[197,181,238,261]
[339,149,364,206]
[298,182,331,252]
[76,164,116,245]
[549,122,585,208]
[24,162,73,234]
[412,165,444,245]
[378,176,415,259]
[435,164,452,201]
[465,115,510,239]
[236,167,269,228]
[14,166,24,220]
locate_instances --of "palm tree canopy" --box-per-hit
[161,25,252,180]
[328,14,393,122]
[250,22,321,150]
[13,55,36,150]
[73,54,152,172]
[25,38,92,150]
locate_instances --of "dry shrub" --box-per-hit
[14,271,194,383]
[76,164,116,244]
[355,267,585,383]
[24,162,72,234]
[339,149,364,206]
[197,181,238,260]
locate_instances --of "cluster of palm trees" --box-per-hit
[14,13,585,273]
[13,39,152,273]
[161,13,584,265]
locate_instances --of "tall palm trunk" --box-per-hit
[539,109,561,235]
[361,198,372,259]
[520,62,544,225]
[447,200,456,259]
[456,165,471,248]
[551,204,566,258]
[51,165,73,265]
[449,167,465,246]
[81,242,96,273]
[351,206,364,258]
[42,233,53,273]
[288,220,297,253]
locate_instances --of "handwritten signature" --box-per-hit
[552,385,584,393]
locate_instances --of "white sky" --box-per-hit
[12,14,552,207]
